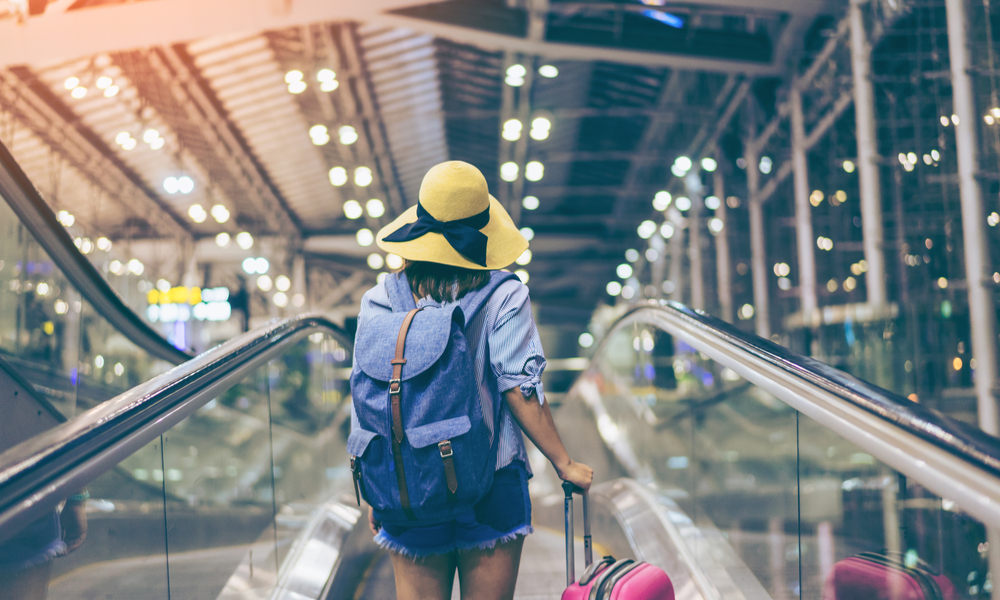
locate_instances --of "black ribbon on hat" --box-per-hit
[384,203,491,266]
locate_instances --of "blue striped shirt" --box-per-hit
[356,276,546,473]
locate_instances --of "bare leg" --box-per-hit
[389,551,457,600]
[457,536,525,600]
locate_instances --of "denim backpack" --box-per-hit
[348,270,518,525]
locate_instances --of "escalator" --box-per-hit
[1,140,999,598]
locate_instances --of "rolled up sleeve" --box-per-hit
[490,282,547,405]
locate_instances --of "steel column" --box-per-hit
[686,173,705,310]
[745,108,771,339]
[945,0,1000,437]
[849,0,888,307]
[790,86,818,324]
[714,164,734,323]
[668,207,684,303]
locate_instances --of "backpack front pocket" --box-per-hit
[405,416,475,507]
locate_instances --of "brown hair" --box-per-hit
[401,261,490,304]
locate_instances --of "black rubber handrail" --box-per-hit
[0,313,350,542]
[617,301,1000,478]
[0,139,191,364]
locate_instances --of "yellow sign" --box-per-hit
[147,286,203,306]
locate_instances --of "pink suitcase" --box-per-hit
[560,482,674,600]
[822,551,957,600]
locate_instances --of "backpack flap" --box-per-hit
[405,415,471,448]
[347,428,379,456]
[354,305,465,382]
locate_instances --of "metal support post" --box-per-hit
[946,0,1000,437]
[685,172,705,310]
[668,207,684,303]
[745,108,771,339]
[714,164,734,322]
[849,0,888,307]
[791,86,819,324]
[292,254,307,309]
[650,235,666,300]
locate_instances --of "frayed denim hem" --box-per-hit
[375,524,534,559]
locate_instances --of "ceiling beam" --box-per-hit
[0,0,425,67]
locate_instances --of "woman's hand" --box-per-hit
[556,459,594,492]
[368,506,381,536]
[61,501,88,552]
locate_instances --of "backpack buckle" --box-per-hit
[438,440,453,458]
[389,378,401,394]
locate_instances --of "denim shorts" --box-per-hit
[374,461,533,558]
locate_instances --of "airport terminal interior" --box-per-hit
[2,0,1000,598]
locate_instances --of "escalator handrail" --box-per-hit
[611,300,1000,478]
[0,139,191,364]
[0,313,350,542]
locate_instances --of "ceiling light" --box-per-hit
[329,167,348,186]
[520,227,534,241]
[529,128,549,141]
[317,69,336,82]
[516,250,532,266]
[366,199,385,218]
[57,210,75,227]
[355,167,373,187]
[236,231,254,250]
[121,137,136,150]
[502,128,521,141]
[637,220,657,239]
[675,196,691,211]
[538,65,559,78]
[177,176,194,194]
[625,249,640,262]
[97,237,112,251]
[211,204,230,223]
[843,160,855,173]
[143,129,159,143]
[71,86,87,99]
[339,126,359,145]
[242,257,257,274]
[617,264,633,279]
[501,162,518,182]
[163,177,180,194]
[504,119,523,132]
[525,161,544,182]
[674,156,692,171]
[357,228,375,247]
[505,76,525,87]
[104,86,120,98]
[368,253,385,269]
[275,275,291,292]
[660,222,675,238]
[607,281,622,296]
[64,77,79,90]
[386,254,404,270]
[257,275,273,291]
[705,196,720,210]
[701,157,718,172]
[344,200,363,219]
[128,259,144,275]
[515,269,529,283]
[149,137,164,150]
[507,64,527,78]
[759,156,773,174]
[286,70,304,84]
[288,80,307,94]
[522,195,539,210]
[253,257,268,274]
[216,232,230,247]
[645,248,659,262]
[188,204,207,223]
[292,293,305,307]
[320,80,339,92]
[653,191,671,211]
[96,76,113,90]
[115,132,130,145]
[273,291,288,307]
[709,218,724,233]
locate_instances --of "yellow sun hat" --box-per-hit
[376,161,528,270]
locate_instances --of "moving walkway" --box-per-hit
[1,141,999,599]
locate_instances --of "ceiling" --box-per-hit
[0,0,846,325]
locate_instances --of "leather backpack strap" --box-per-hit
[390,308,420,521]
[438,440,458,500]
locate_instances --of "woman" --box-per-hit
[355,160,593,600]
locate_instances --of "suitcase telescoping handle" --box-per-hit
[562,481,593,587]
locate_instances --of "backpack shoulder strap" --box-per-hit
[459,271,520,325]
[384,272,417,313]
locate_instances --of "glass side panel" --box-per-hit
[0,327,356,600]
[0,177,171,427]
[584,315,994,600]
[162,365,279,600]
[0,438,170,600]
